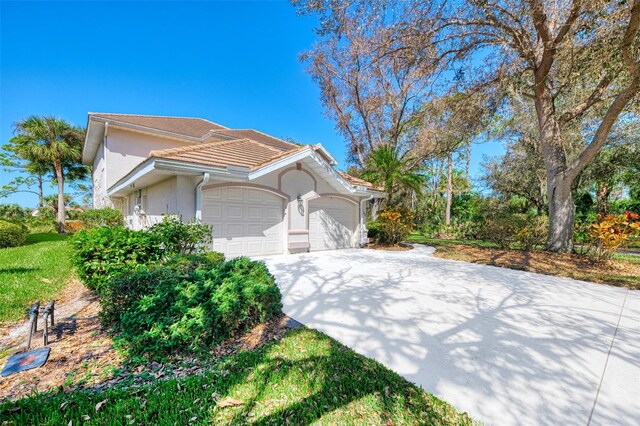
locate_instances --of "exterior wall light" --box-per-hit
[297,195,305,215]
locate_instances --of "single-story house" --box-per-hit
[83,113,384,257]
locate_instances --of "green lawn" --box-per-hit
[0,233,72,323]
[1,327,472,425]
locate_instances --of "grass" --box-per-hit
[0,328,472,425]
[409,233,640,289]
[0,232,72,323]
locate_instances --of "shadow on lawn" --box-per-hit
[0,326,466,425]
[0,267,38,274]
[25,232,68,244]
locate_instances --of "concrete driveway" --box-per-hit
[261,245,639,426]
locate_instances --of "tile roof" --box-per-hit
[90,113,228,138]
[338,172,384,191]
[149,139,305,170]
[91,113,379,191]
[212,129,299,152]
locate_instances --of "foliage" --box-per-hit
[373,207,415,245]
[513,215,549,251]
[588,212,640,260]
[0,204,28,222]
[149,216,213,255]
[482,132,547,214]
[8,116,88,233]
[78,208,124,228]
[478,214,522,250]
[297,0,640,252]
[72,227,165,292]
[422,220,478,241]
[0,219,29,249]
[101,257,282,356]
[64,220,85,234]
[477,205,548,251]
[0,329,471,426]
[0,233,71,322]
[366,221,380,241]
[360,145,425,205]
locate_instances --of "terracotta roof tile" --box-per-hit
[150,139,304,170]
[90,113,228,138]
[212,129,299,152]
[338,172,383,191]
[92,113,379,191]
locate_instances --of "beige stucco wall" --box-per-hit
[105,128,192,188]
[122,176,198,230]
[92,141,113,208]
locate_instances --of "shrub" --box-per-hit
[78,208,123,228]
[102,256,281,356]
[0,220,29,248]
[64,220,85,234]
[0,204,28,222]
[513,215,548,251]
[588,212,640,260]
[72,226,165,292]
[422,220,479,240]
[366,221,380,241]
[163,252,225,275]
[149,216,213,254]
[374,207,414,245]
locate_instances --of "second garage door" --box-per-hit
[202,187,284,257]
[308,196,357,251]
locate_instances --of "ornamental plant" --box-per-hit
[589,211,640,260]
[375,207,414,245]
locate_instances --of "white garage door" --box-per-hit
[309,197,357,251]
[202,187,284,257]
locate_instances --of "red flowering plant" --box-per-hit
[588,211,640,260]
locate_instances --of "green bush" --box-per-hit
[149,216,213,254]
[366,221,380,241]
[372,207,415,245]
[479,212,548,250]
[72,226,165,292]
[0,204,28,222]
[513,215,548,251]
[102,256,281,356]
[421,220,479,240]
[78,208,124,228]
[0,220,29,248]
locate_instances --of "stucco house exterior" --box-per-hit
[83,113,384,257]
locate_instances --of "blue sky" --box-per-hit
[1,1,501,208]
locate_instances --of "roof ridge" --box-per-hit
[88,112,229,130]
[213,128,300,149]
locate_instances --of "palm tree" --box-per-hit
[361,144,425,205]
[11,116,85,233]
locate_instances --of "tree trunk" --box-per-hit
[535,86,576,252]
[445,152,453,225]
[54,162,65,233]
[38,174,44,208]
[546,173,575,252]
[596,182,610,215]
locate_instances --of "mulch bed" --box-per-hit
[0,277,300,402]
[367,242,413,251]
[431,244,640,289]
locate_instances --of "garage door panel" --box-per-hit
[309,197,356,251]
[202,187,284,257]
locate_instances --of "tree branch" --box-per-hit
[558,72,615,124]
